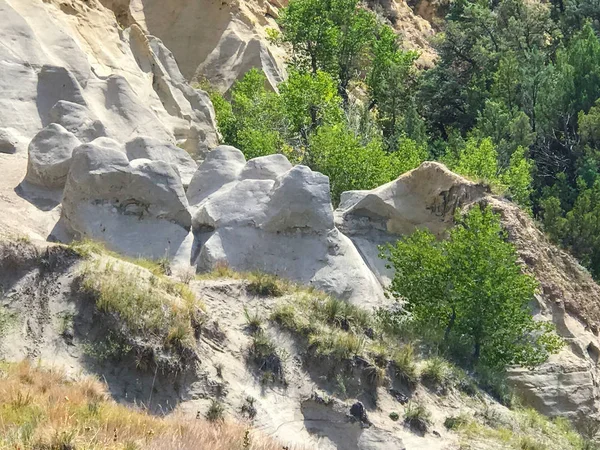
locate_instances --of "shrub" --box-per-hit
[246,273,286,297]
[382,205,563,370]
[248,331,285,383]
[404,401,431,434]
[391,344,418,386]
[206,400,225,422]
[389,412,400,421]
[421,357,451,387]
[444,414,470,430]
[243,306,264,333]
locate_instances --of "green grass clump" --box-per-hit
[404,401,431,433]
[248,331,285,383]
[78,259,204,366]
[421,356,454,392]
[206,400,225,422]
[246,272,288,297]
[68,239,171,276]
[391,344,418,386]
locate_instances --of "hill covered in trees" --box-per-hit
[208,0,600,281]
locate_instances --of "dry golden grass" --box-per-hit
[0,361,304,450]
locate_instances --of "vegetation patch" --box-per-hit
[77,258,205,373]
[0,361,297,450]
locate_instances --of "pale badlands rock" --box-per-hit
[195,20,286,93]
[0,128,19,154]
[48,101,107,143]
[0,0,218,149]
[125,136,197,187]
[189,150,384,305]
[335,161,489,285]
[123,0,286,91]
[61,139,191,259]
[25,124,82,188]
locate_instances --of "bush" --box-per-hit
[421,357,452,391]
[389,412,400,421]
[248,331,285,383]
[206,400,225,422]
[404,401,431,434]
[381,205,563,370]
[246,273,287,297]
[444,414,470,430]
[391,344,418,386]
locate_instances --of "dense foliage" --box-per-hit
[381,206,563,370]
[208,0,600,280]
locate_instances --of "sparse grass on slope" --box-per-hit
[0,361,301,450]
[69,239,171,276]
[78,258,205,372]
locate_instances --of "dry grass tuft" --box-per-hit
[0,361,303,450]
[78,258,205,371]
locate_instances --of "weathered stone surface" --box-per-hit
[61,139,191,258]
[25,124,81,188]
[189,148,384,305]
[125,136,197,186]
[0,128,18,154]
[261,165,334,232]
[239,153,292,181]
[48,101,106,143]
[195,20,285,93]
[334,161,489,285]
[187,146,247,206]
[0,0,218,149]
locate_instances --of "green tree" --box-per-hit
[382,206,562,369]
[366,25,420,148]
[277,0,377,98]
[308,124,403,204]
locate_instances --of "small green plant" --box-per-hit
[82,332,132,363]
[246,273,286,297]
[519,435,546,450]
[58,312,75,336]
[421,356,453,392]
[389,412,400,421]
[444,414,469,430]
[404,401,431,434]
[391,344,418,386]
[243,306,263,333]
[241,396,257,420]
[206,399,225,422]
[248,331,284,383]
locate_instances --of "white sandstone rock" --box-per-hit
[0,128,19,154]
[48,101,106,143]
[334,161,489,285]
[240,153,293,181]
[125,136,197,186]
[61,141,191,259]
[187,146,247,206]
[25,124,82,188]
[189,149,385,305]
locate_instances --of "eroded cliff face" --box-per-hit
[2,0,600,438]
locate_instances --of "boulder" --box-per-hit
[0,128,18,154]
[334,161,489,285]
[125,136,197,186]
[48,100,106,143]
[25,124,81,188]
[187,145,247,206]
[61,139,191,259]
[261,165,334,232]
[189,148,385,305]
[195,20,285,93]
[240,153,293,181]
